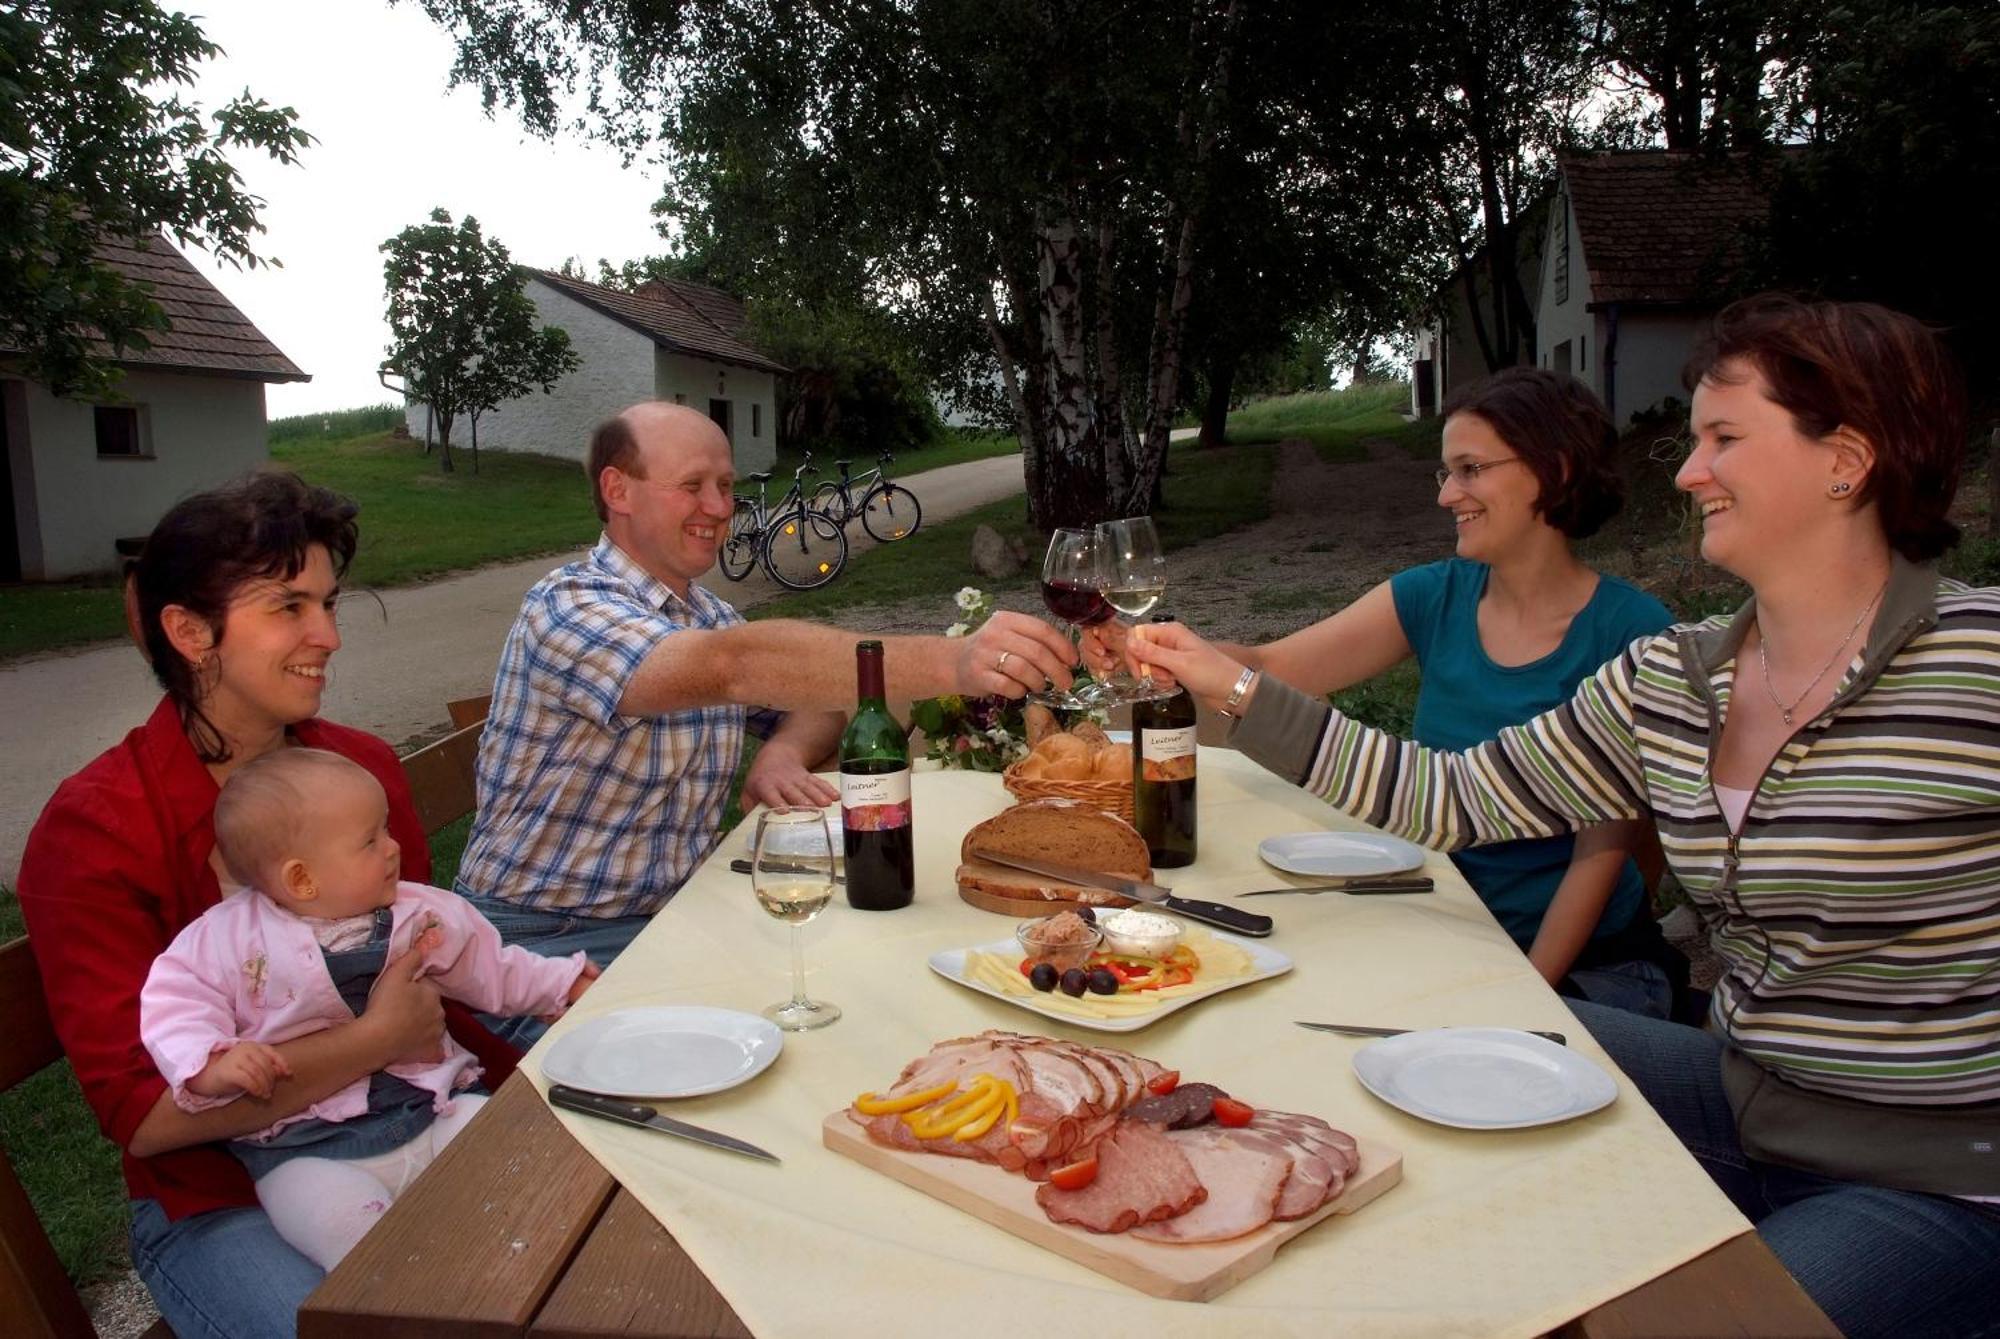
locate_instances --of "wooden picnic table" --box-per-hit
[304,752,1838,1339]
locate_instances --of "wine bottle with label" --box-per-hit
[840,640,915,909]
[1132,614,1197,868]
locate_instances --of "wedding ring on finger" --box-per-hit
[996,650,1013,673]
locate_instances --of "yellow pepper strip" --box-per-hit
[854,1080,957,1116]
[902,1076,996,1136]
[909,1089,999,1139]
[953,1089,1011,1141]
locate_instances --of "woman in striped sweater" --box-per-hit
[1133,296,1999,1339]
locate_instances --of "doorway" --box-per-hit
[708,398,733,443]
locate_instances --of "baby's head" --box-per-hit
[213,748,402,919]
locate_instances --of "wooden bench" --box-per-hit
[0,937,173,1339]
[401,719,485,837]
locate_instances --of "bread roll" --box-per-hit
[1043,750,1094,781]
[1024,704,1060,747]
[1091,744,1131,781]
[1070,720,1111,750]
[1012,753,1048,780]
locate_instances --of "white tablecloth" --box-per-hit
[526,748,1748,1338]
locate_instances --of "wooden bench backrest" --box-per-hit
[0,936,100,1339]
[402,720,485,837]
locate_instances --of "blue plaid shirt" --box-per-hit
[456,537,782,917]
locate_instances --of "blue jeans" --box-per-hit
[1562,958,1674,1020]
[459,893,650,1048]
[1568,1000,2000,1339]
[129,1197,323,1339]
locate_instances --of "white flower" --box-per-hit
[944,622,970,638]
[985,725,1014,744]
[954,586,984,612]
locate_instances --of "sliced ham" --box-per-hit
[1035,1119,1205,1233]
[1128,1124,1292,1243]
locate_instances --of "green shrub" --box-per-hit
[268,404,406,443]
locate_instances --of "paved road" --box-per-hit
[0,453,1027,883]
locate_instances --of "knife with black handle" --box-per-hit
[970,850,1274,937]
[547,1084,781,1163]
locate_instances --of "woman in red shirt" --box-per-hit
[18,472,502,1339]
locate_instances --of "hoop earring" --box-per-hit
[1829,481,1853,497]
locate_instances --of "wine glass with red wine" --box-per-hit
[1030,527,1114,708]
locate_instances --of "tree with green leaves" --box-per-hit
[410,0,1451,530]
[381,208,580,473]
[1,0,311,398]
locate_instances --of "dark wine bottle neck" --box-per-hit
[855,643,886,702]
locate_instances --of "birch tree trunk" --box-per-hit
[1034,212,1109,529]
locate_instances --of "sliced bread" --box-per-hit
[956,799,1151,911]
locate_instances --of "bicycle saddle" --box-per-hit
[832,458,852,469]
[745,471,773,483]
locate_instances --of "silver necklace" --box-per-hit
[1756,582,1886,726]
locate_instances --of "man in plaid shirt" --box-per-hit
[457,403,1074,1010]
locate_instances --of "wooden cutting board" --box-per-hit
[822,1110,1401,1301]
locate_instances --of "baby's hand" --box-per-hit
[187,1041,292,1100]
[540,961,601,1024]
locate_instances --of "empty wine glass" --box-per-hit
[752,807,841,1031]
[1030,527,1114,708]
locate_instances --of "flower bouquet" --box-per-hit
[907,588,1033,772]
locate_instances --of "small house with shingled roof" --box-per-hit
[0,234,308,581]
[401,269,786,475]
[1412,149,1774,428]
[1536,149,1776,426]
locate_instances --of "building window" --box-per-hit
[1554,193,1570,307]
[94,405,148,458]
[752,403,761,438]
[673,393,686,406]
[1579,336,1587,372]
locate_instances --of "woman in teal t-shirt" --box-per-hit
[1184,369,1677,1015]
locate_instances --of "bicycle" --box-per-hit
[811,452,924,543]
[719,456,848,591]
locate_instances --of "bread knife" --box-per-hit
[967,850,1274,937]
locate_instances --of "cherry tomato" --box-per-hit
[1146,1070,1181,1096]
[1213,1097,1255,1127]
[1047,1155,1100,1191]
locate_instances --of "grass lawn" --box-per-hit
[1222,382,1438,463]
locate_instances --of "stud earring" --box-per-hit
[1830,481,1853,496]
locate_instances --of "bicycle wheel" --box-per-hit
[760,507,848,590]
[810,481,851,527]
[718,500,760,581]
[860,484,923,542]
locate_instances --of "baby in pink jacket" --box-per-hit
[140,748,598,1270]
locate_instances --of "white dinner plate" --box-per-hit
[928,932,1292,1033]
[541,1006,783,1099]
[1350,1028,1617,1129]
[739,808,843,856]
[1258,830,1426,878]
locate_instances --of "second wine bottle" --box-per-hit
[1132,614,1197,867]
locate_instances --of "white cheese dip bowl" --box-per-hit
[1098,908,1182,958]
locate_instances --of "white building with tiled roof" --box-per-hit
[0,234,309,580]
[401,270,786,475]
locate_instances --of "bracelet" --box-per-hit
[1217,667,1259,719]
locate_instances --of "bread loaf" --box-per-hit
[956,799,1150,909]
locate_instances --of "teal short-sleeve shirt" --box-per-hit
[1389,558,1674,948]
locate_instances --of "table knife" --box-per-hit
[729,858,845,884]
[1239,877,1434,896]
[547,1084,782,1163]
[1295,1021,1568,1046]
[968,850,1274,937]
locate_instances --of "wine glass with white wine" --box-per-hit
[752,807,841,1031]
[1097,515,1176,702]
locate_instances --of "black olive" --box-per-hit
[1029,962,1060,993]
[1059,967,1089,997]
[1086,967,1119,995]
[1073,905,1097,924]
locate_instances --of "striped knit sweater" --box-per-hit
[1233,556,2000,1109]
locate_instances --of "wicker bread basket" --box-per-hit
[1000,764,1134,822]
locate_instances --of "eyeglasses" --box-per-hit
[1434,458,1524,488]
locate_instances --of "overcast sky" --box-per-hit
[180,0,667,417]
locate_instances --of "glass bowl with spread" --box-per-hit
[1097,908,1183,959]
[1015,910,1103,970]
